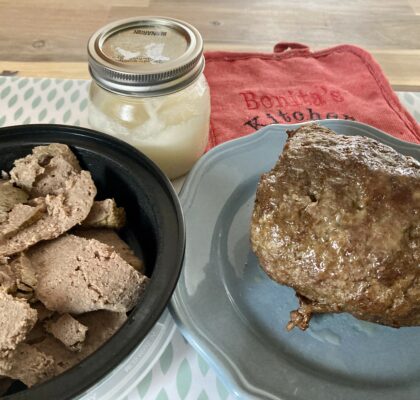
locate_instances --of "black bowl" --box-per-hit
[0,124,185,399]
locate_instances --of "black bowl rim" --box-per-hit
[0,124,185,400]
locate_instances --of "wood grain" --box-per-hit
[0,0,419,89]
[407,0,420,14]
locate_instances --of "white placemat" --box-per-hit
[0,76,419,400]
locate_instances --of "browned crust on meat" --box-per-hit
[251,123,420,330]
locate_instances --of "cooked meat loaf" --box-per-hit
[0,143,96,257]
[0,291,37,356]
[0,180,29,223]
[0,343,54,387]
[34,311,126,379]
[44,314,88,352]
[74,228,144,272]
[28,234,149,314]
[6,311,127,386]
[0,143,149,388]
[251,124,420,330]
[10,143,81,197]
[0,170,96,257]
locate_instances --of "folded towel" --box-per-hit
[204,43,420,147]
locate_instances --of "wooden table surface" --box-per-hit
[1,0,420,90]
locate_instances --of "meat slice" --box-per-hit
[0,291,37,356]
[81,199,126,229]
[34,311,126,377]
[0,254,38,303]
[0,261,17,294]
[0,144,96,257]
[74,228,144,272]
[251,124,420,330]
[28,234,149,314]
[0,180,29,223]
[0,343,54,387]
[32,337,77,378]
[0,200,46,241]
[0,171,96,257]
[10,143,81,197]
[44,314,88,352]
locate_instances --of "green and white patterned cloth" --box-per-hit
[0,76,419,400]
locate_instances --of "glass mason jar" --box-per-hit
[87,17,210,179]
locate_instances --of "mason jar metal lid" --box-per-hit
[87,16,204,97]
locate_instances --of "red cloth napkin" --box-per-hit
[203,43,420,148]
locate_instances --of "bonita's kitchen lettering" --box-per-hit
[240,87,344,110]
[240,87,355,131]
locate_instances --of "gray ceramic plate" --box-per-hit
[170,120,420,400]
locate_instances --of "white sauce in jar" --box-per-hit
[87,17,210,179]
